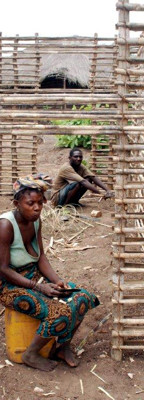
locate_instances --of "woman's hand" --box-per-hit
[37,282,62,297]
[35,280,71,297]
[56,280,70,290]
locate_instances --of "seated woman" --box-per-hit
[0,175,100,372]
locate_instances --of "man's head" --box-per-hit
[69,148,83,169]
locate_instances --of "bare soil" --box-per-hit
[0,136,144,400]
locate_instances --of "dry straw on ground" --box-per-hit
[41,204,83,240]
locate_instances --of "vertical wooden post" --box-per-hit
[91,135,97,174]
[13,34,19,91]
[0,32,2,87]
[35,32,40,169]
[113,35,118,86]
[108,136,114,190]
[32,134,38,174]
[0,33,2,193]
[35,33,40,92]
[89,33,98,93]
[11,133,18,186]
[0,133,2,194]
[11,35,19,187]
[111,0,129,361]
[90,34,98,174]
[63,77,66,111]
[108,35,118,190]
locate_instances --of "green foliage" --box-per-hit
[53,104,92,149]
[51,104,110,150]
[56,134,91,149]
[95,135,109,150]
[43,105,51,110]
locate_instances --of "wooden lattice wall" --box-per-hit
[0,34,118,194]
[89,37,118,188]
[112,0,144,360]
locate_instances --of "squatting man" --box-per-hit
[51,147,114,207]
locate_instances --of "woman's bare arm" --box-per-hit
[37,220,62,285]
[0,219,35,288]
[0,219,61,296]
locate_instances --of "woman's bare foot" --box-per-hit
[22,350,57,372]
[55,344,79,367]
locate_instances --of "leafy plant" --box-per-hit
[52,104,92,149]
[51,104,110,151]
[55,134,91,149]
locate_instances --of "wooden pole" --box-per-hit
[13,35,19,91]
[112,0,130,362]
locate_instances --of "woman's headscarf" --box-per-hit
[13,173,52,200]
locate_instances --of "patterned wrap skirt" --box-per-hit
[0,263,100,344]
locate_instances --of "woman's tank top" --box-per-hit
[0,211,40,268]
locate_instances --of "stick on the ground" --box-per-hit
[79,218,94,228]
[76,215,112,228]
[65,245,97,252]
[80,379,84,395]
[98,386,115,400]
[68,226,89,242]
[91,370,107,384]
[136,390,144,394]
[76,312,111,351]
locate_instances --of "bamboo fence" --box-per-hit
[129,34,144,244]
[111,0,144,361]
[0,34,118,193]
[89,36,118,187]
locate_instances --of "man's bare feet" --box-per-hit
[55,344,79,367]
[22,350,57,372]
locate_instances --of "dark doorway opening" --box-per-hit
[41,75,85,89]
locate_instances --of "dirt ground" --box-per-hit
[0,136,144,400]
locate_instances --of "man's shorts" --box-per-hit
[58,182,77,206]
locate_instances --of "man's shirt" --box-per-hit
[51,162,94,206]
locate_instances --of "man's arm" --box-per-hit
[81,164,114,198]
[92,176,114,198]
[81,177,114,199]
[91,176,109,192]
[80,179,101,194]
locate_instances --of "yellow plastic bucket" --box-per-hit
[5,308,55,364]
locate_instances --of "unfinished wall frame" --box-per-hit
[89,36,118,188]
[0,34,118,194]
[112,0,144,360]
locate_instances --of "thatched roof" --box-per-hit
[2,50,90,87]
[40,53,90,87]
[1,36,115,88]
